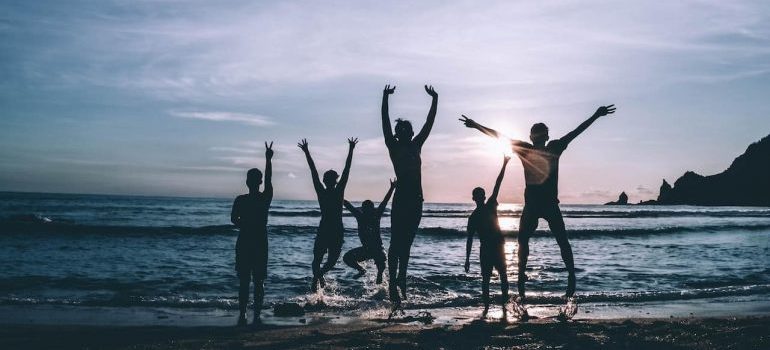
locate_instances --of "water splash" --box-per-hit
[557,297,579,322]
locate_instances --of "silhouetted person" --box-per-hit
[465,155,511,315]
[342,179,396,283]
[460,104,616,305]
[381,84,438,306]
[298,137,357,292]
[231,141,274,326]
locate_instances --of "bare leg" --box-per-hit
[252,276,264,325]
[517,212,538,301]
[545,211,576,297]
[238,272,250,324]
[343,247,366,274]
[321,245,342,275]
[375,249,387,284]
[397,240,412,300]
[387,245,400,303]
[253,277,264,313]
[497,248,509,305]
[481,272,491,309]
[311,247,324,292]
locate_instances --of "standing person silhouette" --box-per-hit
[381,84,438,306]
[231,141,274,326]
[298,137,357,292]
[342,179,396,283]
[460,104,616,310]
[465,155,511,316]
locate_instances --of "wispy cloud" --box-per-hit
[170,111,274,126]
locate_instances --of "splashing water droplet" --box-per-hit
[558,297,578,321]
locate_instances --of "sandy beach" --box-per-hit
[2,316,768,349]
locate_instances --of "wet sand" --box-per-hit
[2,316,768,349]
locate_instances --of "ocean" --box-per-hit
[1,191,769,321]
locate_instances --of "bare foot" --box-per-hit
[398,278,407,300]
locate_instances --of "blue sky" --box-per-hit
[1,0,769,203]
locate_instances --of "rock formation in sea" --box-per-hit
[642,134,770,206]
[605,191,629,205]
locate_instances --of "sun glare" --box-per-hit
[497,137,515,157]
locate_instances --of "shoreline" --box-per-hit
[2,315,768,349]
[3,293,769,327]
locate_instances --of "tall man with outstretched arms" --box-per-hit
[460,104,616,310]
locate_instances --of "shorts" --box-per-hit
[235,238,268,280]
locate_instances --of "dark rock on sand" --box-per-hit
[643,134,770,206]
[273,302,305,317]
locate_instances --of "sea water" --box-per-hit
[1,191,768,321]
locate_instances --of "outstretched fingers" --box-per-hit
[424,84,437,97]
[297,138,309,150]
[458,114,475,127]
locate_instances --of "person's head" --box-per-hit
[361,200,375,215]
[246,168,263,192]
[394,118,413,142]
[323,170,339,188]
[472,187,486,205]
[530,123,549,145]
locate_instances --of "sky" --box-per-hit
[1,0,769,203]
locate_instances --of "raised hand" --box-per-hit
[424,84,437,98]
[383,84,396,95]
[458,115,478,129]
[265,141,274,159]
[594,104,616,117]
[389,178,397,188]
[503,154,511,163]
[297,138,309,152]
[347,137,359,148]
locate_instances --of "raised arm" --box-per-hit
[343,200,361,218]
[489,156,511,203]
[465,217,475,273]
[337,138,357,190]
[413,85,438,146]
[264,141,274,202]
[377,178,397,216]
[381,85,397,148]
[297,139,323,195]
[559,104,616,146]
[459,115,528,148]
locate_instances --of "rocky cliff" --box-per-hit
[643,134,770,206]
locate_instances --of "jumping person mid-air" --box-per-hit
[298,137,358,292]
[381,84,438,306]
[465,155,511,315]
[231,141,274,326]
[342,179,396,284]
[460,105,616,306]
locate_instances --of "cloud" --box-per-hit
[169,111,274,126]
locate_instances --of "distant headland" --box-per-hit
[608,134,770,206]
